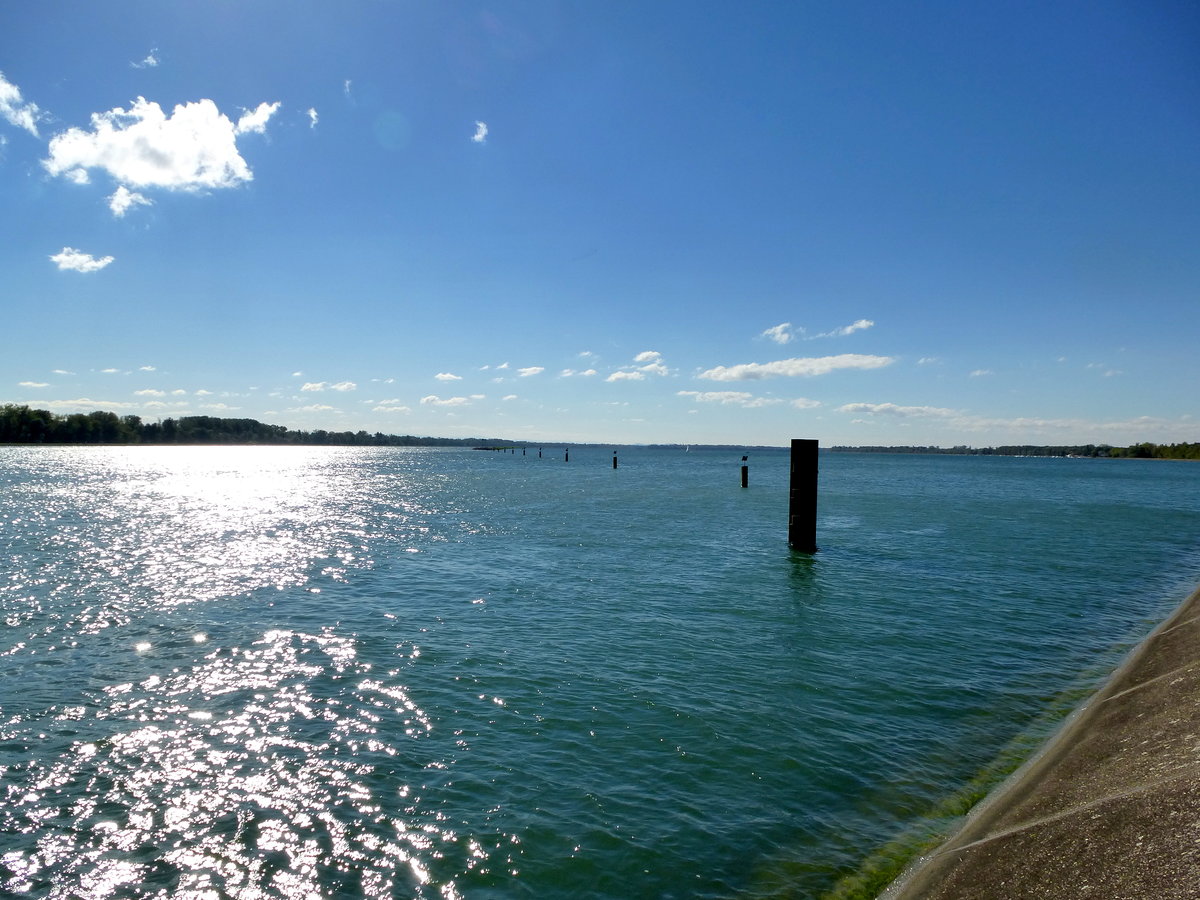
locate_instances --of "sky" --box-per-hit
[2,1,1197,447]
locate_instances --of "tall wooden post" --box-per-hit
[613,451,618,469]
[741,455,749,488]
[788,439,818,552]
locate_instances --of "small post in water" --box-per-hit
[741,455,749,488]
[613,451,618,470]
[565,448,569,463]
[788,439,818,552]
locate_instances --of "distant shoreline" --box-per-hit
[1,405,1196,459]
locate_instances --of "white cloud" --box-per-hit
[131,49,159,69]
[699,354,895,381]
[18,381,48,388]
[420,395,471,407]
[819,318,874,338]
[517,366,544,377]
[373,403,411,413]
[139,365,156,372]
[472,121,488,143]
[300,381,356,392]
[917,357,941,366]
[792,397,821,409]
[606,371,645,382]
[44,97,274,194]
[969,369,994,377]
[677,390,754,405]
[761,323,794,344]
[100,368,120,374]
[677,390,788,409]
[502,394,518,401]
[0,71,42,136]
[561,368,598,377]
[134,389,166,397]
[343,79,353,98]
[29,397,140,411]
[52,369,74,375]
[307,108,318,128]
[195,389,213,396]
[289,404,336,413]
[435,372,462,381]
[50,247,114,272]
[838,402,959,418]
[634,350,661,363]
[109,185,153,217]
[171,389,187,396]
[201,402,240,411]
[234,101,281,135]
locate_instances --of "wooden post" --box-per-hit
[564,448,569,462]
[741,455,748,488]
[613,451,618,469]
[788,439,818,552]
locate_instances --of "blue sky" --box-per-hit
[2,1,1197,446]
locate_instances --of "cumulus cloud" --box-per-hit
[792,397,821,409]
[472,121,488,143]
[502,394,518,401]
[18,381,48,388]
[761,323,795,344]
[699,353,894,381]
[289,404,336,413]
[678,390,754,404]
[373,402,411,413]
[837,402,959,418]
[435,372,462,382]
[561,368,598,377]
[677,390,787,409]
[0,71,42,136]
[134,389,166,397]
[420,395,471,407]
[43,96,277,195]
[52,369,74,375]
[300,381,356,392]
[517,366,544,377]
[606,371,645,382]
[139,365,156,372]
[50,247,114,272]
[108,185,153,216]
[234,101,281,135]
[131,49,159,69]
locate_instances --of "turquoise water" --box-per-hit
[1,445,1198,898]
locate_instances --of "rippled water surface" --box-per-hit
[2,446,1199,898]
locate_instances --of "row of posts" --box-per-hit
[483,439,818,553]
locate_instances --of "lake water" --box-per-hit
[2,445,1198,899]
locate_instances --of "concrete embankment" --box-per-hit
[883,583,1200,900]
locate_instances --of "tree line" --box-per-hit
[0,405,498,447]
[831,443,1200,460]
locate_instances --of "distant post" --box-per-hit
[741,455,749,488]
[613,451,618,469]
[565,448,569,463]
[788,439,818,552]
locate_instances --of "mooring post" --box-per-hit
[788,439,818,552]
[613,451,618,469]
[564,448,569,463]
[539,448,542,459]
[741,455,748,488]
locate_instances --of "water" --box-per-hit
[1,445,1198,899]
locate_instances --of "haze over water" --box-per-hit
[2,445,1198,898]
